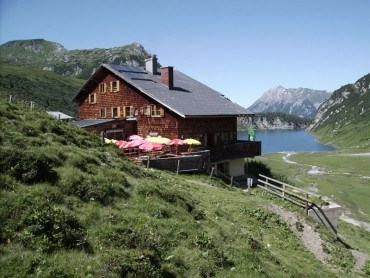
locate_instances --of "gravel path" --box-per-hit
[266,203,337,272]
[267,203,370,274]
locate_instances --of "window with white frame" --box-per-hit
[150,105,164,117]
[124,106,135,118]
[99,83,107,93]
[100,108,107,118]
[112,107,120,118]
[110,81,120,92]
[88,93,96,104]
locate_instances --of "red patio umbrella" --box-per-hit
[139,141,163,152]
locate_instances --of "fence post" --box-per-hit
[282,184,285,200]
[176,160,180,174]
[265,176,268,191]
[305,193,309,216]
[147,157,150,168]
[210,167,215,178]
[230,176,233,187]
[30,101,34,110]
[9,95,12,104]
[247,178,252,194]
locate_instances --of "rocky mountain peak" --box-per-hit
[248,87,331,118]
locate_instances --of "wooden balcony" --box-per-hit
[209,140,261,163]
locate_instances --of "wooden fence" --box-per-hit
[257,174,338,236]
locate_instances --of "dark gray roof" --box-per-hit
[71,119,117,128]
[76,64,253,118]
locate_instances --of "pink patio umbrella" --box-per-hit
[139,141,163,152]
[117,140,128,149]
[127,134,143,141]
[122,138,145,148]
[167,138,186,154]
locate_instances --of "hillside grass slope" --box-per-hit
[0,62,83,117]
[0,39,150,79]
[1,99,366,277]
[309,73,370,151]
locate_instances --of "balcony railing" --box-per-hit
[209,140,261,163]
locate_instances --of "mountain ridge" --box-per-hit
[238,112,312,130]
[248,86,331,118]
[308,73,370,150]
[0,39,150,79]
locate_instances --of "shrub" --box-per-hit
[0,189,88,253]
[191,208,206,220]
[103,250,174,278]
[58,167,128,204]
[0,174,20,190]
[22,125,39,137]
[245,160,272,177]
[364,260,370,275]
[19,203,88,253]
[0,148,58,184]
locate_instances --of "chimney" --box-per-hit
[161,66,174,89]
[145,54,157,74]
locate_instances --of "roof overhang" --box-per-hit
[182,113,255,118]
[71,118,125,128]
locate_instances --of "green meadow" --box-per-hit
[255,151,370,224]
[3,99,370,276]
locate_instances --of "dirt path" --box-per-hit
[351,249,369,273]
[266,203,337,272]
[188,179,369,274]
[267,203,370,275]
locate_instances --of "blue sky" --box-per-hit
[1,0,369,107]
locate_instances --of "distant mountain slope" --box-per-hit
[0,62,84,117]
[238,112,312,130]
[0,39,150,79]
[308,73,370,150]
[248,86,331,118]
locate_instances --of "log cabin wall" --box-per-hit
[78,72,180,138]
[78,72,238,142]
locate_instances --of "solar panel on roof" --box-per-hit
[110,64,147,73]
[124,72,149,79]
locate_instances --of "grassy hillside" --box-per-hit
[309,73,370,151]
[254,152,370,224]
[0,62,83,117]
[2,99,367,277]
[0,39,150,79]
